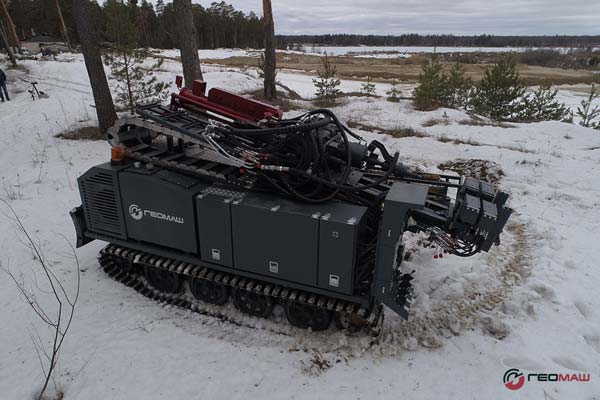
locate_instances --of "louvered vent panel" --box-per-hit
[80,169,126,238]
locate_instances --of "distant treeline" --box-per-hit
[7,0,600,51]
[8,0,265,49]
[277,34,600,48]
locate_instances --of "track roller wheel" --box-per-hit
[232,288,274,318]
[284,301,332,331]
[334,311,368,333]
[144,266,182,294]
[189,278,229,305]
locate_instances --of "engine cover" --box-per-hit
[119,167,205,253]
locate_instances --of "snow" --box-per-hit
[154,48,259,60]
[151,46,600,61]
[1,53,600,400]
[289,46,600,57]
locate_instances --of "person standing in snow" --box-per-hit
[0,68,9,102]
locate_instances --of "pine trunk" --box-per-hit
[0,21,16,66]
[173,0,203,88]
[0,0,19,48]
[55,0,71,50]
[72,0,117,133]
[262,0,276,100]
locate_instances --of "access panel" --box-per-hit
[119,167,205,253]
[231,194,320,286]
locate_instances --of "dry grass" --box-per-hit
[422,118,450,127]
[438,158,505,184]
[244,88,303,112]
[458,118,516,128]
[346,120,428,138]
[206,52,598,85]
[56,126,104,141]
[437,134,482,146]
[387,127,428,138]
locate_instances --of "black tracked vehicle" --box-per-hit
[71,78,512,333]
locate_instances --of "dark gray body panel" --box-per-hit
[119,168,205,253]
[76,162,376,307]
[317,204,367,295]
[231,193,320,286]
[195,186,245,267]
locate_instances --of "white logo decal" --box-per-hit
[128,204,184,224]
[129,204,143,220]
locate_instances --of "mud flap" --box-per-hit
[70,206,93,248]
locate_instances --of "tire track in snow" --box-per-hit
[141,222,532,363]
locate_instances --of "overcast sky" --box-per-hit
[192,0,600,35]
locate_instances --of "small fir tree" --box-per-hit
[468,56,527,121]
[445,63,472,108]
[518,85,572,122]
[313,54,341,106]
[104,0,168,113]
[412,60,449,111]
[386,79,402,102]
[360,76,376,96]
[576,84,600,129]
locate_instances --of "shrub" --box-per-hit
[468,57,527,121]
[386,79,402,102]
[359,76,377,96]
[313,55,342,106]
[445,63,472,108]
[412,60,448,111]
[413,62,472,110]
[518,85,572,122]
[576,84,600,129]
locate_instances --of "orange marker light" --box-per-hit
[111,146,125,164]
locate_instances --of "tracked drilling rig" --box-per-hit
[71,78,512,333]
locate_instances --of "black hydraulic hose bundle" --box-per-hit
[215,108,405,204]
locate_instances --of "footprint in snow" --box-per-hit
[501,356,545,370]
[551,356,589,372]
[583,333,600,354]
[573,300,593,321]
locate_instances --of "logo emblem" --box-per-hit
[504,369,525,391]
[129,204,143,220]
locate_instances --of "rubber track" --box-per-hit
[99,244,384,335]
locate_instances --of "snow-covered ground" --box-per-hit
[1,53,600,400]
[152,46,600,60]
[301,45,600,57]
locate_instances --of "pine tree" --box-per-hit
[386,79,402,102]
[72,0,116,133]
[359,76,376,96]
[173,0,203,88]
[104,0,167,113]
[445,63,471,108]
[576,84,600,129]
[412,60,448,111]
[313,54,341,106]
[519,85,572,122]
[469,57,527,121]
[257,52,277,81]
